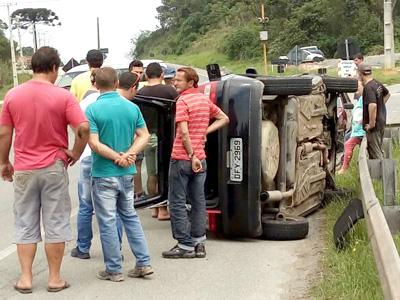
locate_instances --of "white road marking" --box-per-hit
[0,206,79,261]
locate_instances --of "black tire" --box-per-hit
[260,215,309,240]
[260,77,313,96]
[333,199,364,249]
[322,76,358,93]
[312,57,324,62]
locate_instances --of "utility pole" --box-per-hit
[13,15,24,69]
[97,17,100,49]
[384,0,395,70]
[259,3,269,75]
[6,3,18,86]
[33,23,38,51]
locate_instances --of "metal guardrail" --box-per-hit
[358,138,400,300]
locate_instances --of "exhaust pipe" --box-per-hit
[260,189,295,202]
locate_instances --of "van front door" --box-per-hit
[131,95,175,208]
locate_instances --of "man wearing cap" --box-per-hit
[70,49,104,102]
[358,63,390,159]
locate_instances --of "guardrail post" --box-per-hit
[359,138,400,299]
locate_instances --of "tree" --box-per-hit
[11,8,61,51]
[22,46,34,56]
[0,19,8,31]
[0,18,10,60]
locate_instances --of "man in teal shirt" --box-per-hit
[86,67,153,281]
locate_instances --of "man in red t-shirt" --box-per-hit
[162,67,229,259]
[0,47,89,293]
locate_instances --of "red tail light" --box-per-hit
[198,82,218,104]
[207,209,221,233]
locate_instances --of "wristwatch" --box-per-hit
[188,153,195,159]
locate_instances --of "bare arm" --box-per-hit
[384,93,390,104]
[368,103,377,128]
[178,121,203,172]
[179,121,194,156]
[354,80,363,98]
[88,133,121,161]
[0,125,14,181]
[64,122,90,166]
[206,110,229,135]
[125,126,150,155]
[0,125,13,165]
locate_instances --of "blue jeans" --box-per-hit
[92,175,151,273]
[168,159,207,251]
[76,156,123,253]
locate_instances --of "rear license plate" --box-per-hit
[230,138,243,182]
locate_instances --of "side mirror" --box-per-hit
[206,64,222,81]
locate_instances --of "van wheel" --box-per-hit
[322,76,358,93]
[260,215,309,240]
[260,77,313,96]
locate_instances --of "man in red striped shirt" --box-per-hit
[162,67,229,259]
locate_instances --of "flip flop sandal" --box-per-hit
[14,283,32,294]
[47,281,70,293]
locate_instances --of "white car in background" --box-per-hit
[56,59,168,89]
[302,49,325,62]
[300,46,325,57]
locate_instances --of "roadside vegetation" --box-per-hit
[0,60,31,101]
[315,145,400,299]
[133,1,400,60]
[133,1,400,64]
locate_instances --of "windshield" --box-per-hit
[56,68,129,89]
[56,71,85,88]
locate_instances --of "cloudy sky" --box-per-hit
[0,0,162,63]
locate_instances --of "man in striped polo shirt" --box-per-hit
[162,67,229,259]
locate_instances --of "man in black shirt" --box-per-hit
[359,64,390,159]
[137,63,178,220]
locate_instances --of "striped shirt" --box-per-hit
[172,88,221,160]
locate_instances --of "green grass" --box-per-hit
[314,146,400,299]
[372,69,400,86]
[0,73,32,101]
[162,35,400,84]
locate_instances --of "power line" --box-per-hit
[0,2,17,8]
[0,0,62,4]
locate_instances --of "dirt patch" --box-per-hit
[283,211,326,300]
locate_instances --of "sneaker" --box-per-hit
[71,247,90,259]
[195,243,206,258]
[127,265,154,278]
[162,245,195,259]
[96,270,124,282]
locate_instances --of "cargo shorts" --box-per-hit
[13,160,72,244]
[144,133,158,176]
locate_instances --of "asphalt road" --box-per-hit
[0,66,397,300]
[386,84,400,125]
[0,75,322,299]
[0,139,323,300]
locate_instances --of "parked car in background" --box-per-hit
[300,46,325,57]
[286,46,325,65]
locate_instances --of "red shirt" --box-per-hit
[0,80,87,171]
[172,88,221,160]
